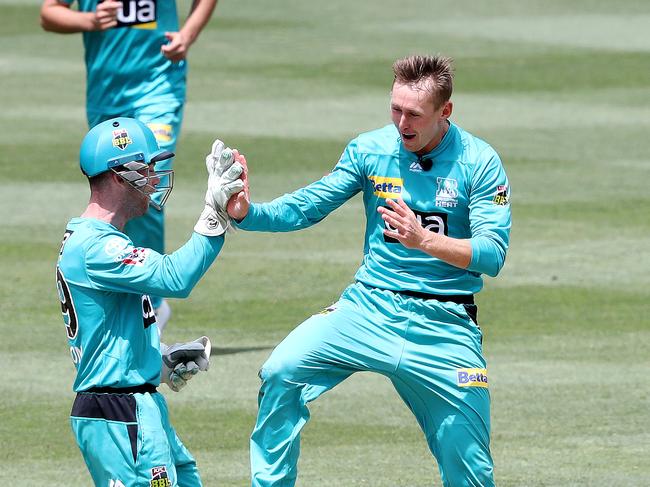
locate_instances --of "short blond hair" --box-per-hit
[392,55,454,108]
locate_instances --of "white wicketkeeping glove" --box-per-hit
[193,139,245,237]
[160,336,212,392]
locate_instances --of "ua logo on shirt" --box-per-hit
[115,0,158,29]
[383,207,448,243]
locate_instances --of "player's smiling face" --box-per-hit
[390,81,452,156]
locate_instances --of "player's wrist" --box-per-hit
[179,28,196,46]
[84,12,99,31]
[230,201,254,227]
[419,230,442,254]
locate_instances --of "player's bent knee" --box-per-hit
[258,356,302,388]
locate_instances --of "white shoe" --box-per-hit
[154,299,172,337]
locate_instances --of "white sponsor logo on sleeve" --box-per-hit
[104,237,130,258]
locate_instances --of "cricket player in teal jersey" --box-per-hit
[41,0,218,332]
[227,55,511,486]
[56,117,244,486]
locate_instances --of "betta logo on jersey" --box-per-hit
[112,129,133,150]
[368,176,403,198]
[492,185,510,206]
[115,0,158,29]
[147,123,173,143]
[457,368,489,388]
[149,466,170,487]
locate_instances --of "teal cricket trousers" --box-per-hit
[250,282,494,487]
[71,389,201,486]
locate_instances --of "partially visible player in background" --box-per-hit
[55,117,243,486]
[41,0,218,334]
[227,54,511,486]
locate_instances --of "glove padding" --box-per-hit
[194,205,231,237]
[194,140,244,237]
[160,336,212,392]
[205,139,245,210]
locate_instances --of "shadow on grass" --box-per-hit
[211,345,273,356]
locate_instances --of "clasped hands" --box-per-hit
[194,139,246,237]
[160,336,212,392]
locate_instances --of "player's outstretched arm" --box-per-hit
[84,142,244,299]
[160,336,212,392]
[40,0,121,33]
[228,137,363,232]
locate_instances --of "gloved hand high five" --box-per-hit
[194,139,245,237]
[205,139,245,210]
[160,336,212,392]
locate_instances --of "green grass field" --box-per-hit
[1,0,649,485]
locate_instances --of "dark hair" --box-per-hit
[392,55,454,108]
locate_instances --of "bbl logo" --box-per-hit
[112,129,133,150]
[492,185,510,206]
[150,466,171,487]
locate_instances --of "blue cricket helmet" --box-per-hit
[79,117,173,177]
[79,117,175,210]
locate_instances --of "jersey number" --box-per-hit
[142,295,157,329]
[56,266,79,339]
[56,230,78,339]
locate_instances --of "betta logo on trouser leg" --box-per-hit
[456,368,489,388]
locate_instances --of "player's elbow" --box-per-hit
[40,2,81,33]
[169,277,203,298]
[40,13,61,32]
[178,288,193,299]
[482,258,505,278]
[40,14,53,31]
[468,236,507,277]
[40,4,56,31]
[166,287,192,299]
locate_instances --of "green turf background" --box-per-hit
[1,0,649,485]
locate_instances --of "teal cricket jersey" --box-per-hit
[62,0,186,114]
[236,122,511,295]
[55,218,223,392]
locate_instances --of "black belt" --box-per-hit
[381,287,474,305]
[83,384,157,394]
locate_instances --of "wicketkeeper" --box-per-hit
[55,118,243,486]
